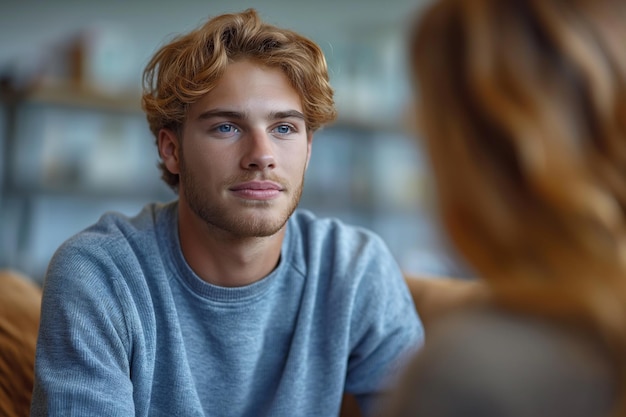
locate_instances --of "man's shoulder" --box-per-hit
[56,201,173,257]
[286,209,394,273]
[289,209,382,243]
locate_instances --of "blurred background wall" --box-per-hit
[0,0,468,284]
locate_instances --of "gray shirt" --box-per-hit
[31,202,423,416]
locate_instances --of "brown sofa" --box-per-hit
[0,270,42,417]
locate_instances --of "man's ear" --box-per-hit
[158,128,181,175]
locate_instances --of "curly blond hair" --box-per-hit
[410,0,626,414]
[142,8,337,189]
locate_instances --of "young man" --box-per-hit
[31,9,422,417]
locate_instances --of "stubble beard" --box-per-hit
[181,164,304,238]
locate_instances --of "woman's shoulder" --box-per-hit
[383,306,616,417]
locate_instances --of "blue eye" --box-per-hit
[217,124,235,133]
[275,125,292,134]
[212,123,240,137]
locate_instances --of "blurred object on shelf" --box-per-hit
[327,25,411,130]
[12,104,159,195]
[0,23,141,104]
[80,24,141,95]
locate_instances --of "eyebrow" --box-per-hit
[196,110,245,121]
[268,110,306,121]
[195,109,306,121]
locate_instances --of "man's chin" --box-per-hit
[215,210,289,238]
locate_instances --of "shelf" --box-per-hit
[2,81,413,133]
[7,81,143,114]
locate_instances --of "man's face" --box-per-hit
[163,59,312,238]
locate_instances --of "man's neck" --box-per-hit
[177,208,285,288]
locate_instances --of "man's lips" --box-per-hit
[230,181,283,200]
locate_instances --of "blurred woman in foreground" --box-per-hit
[384,0,626,416]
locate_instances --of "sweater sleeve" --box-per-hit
[31,240,136,416]
[343,235,425,416]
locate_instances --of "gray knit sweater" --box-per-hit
[31,202,423,417]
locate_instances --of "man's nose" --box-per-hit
[240,129,276,170]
